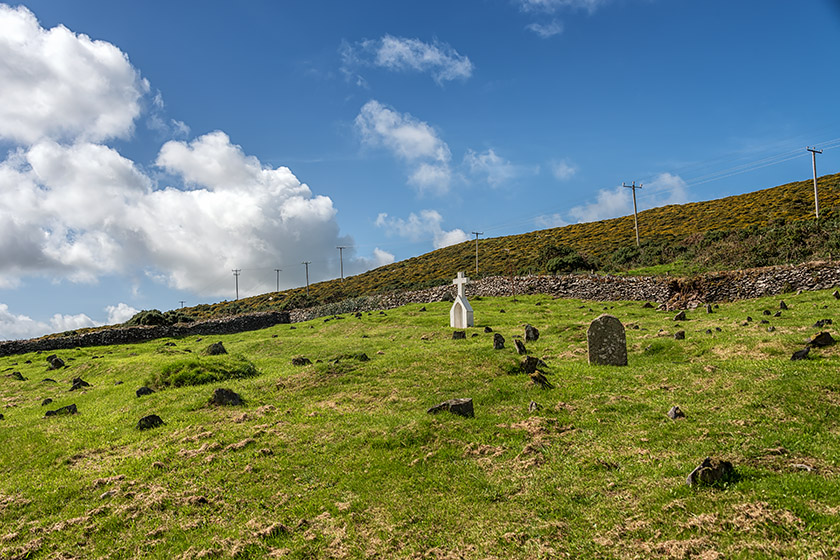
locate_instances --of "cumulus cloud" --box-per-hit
[0,303,99,341]
[0,4,149,145]
[518,0,609,14]
[106,302,139,324]
[375,210,469,249]
[568,173,690,223]
[551,159,577,181]
[342,35,473,85]
[535,213,569,228]
[464,149,518,187]
[356,100,452,195]
[527,20,564,38]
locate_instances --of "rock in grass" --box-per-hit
[524,324,540,342]
[808,332,835,347]
[484,326,493,333]
[686,457,736,486]
[452,331,466,340]
[514,339,527,355]
[667,406,685,419]
[674,330,685,340]
[0,413,3,420]
[42,378,57,383]
[46,354,65,370]
[779,301,788,310]
[673,311,686,321]
[493,333,505,350]
[530,371,553,389]
[813,319,833,328]
[203,342,227,356]
[774,311,782,317]
[69,377,90,391]
[137,414,164,430]
[762,309,771,316]
[41,398,53,406]
[521,356,547,374]
[11,371,25,381]
[791,347,810,361]
[642,302,654,309]
[427,398,474,418]
[528,401,541,412]
[291,356,311,366]
[706,304,713,314]
[45,404,77,417]
[834,290,840,300]
[209,388,244,406]
[136,386,155,398]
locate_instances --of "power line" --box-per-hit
[808,146,823,218]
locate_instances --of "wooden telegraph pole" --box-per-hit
[807,147,822,219]
[623,182,642,247]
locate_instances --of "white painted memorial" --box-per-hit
[450,271,474,328]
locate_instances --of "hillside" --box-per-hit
[1,291,839,558]
[187,173,840,320]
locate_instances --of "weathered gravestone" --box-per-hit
[449,272,474,328]
[587,314,627,366]
[493,333,505,350]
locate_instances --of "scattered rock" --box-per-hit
[762,310,771,316]
[791,347,810,361]
[69,377,90,391]
[760,319,769,324]
[686,457,737,486]
[813,319,833,328]
[0,413,3,420]
[484,326,493,333]
[427,398,474,418]
[493,333,505,350]
[521,356,547,374]
[419,306,426,312]
[45,404,78,417]
[642,302,654,309]
[514,339,527,355]
[499,309,505,313]
[209,387,244,406]
[530,371,553,389]
[164,342,176,347]
[667,406,685,419]
[136,386,155,398]
[808,331,835,347]
[203,342,227,356]
[528,401,541,412]
[291,356,311,366]
[41,398,53,406]
[705,304,713,314]
[452,331,466,340]
[767,326,776,332]
[774,311,782,317]
[673,311,686,321]
[42,378,57,383]
[746,316,753,322]
[674,330,685,340]
[46,354,65,370]
[715,327,722,332]
[11,371,25,381]
[834,290,840,300]
[137,414,164,430]
[524,324,540,342]
[587,315,627,366]
[779,301,788,310]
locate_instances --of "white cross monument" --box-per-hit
[450,271,474,328]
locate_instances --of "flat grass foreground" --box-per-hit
[1,291,839,559]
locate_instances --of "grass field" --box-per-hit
[1,291,839,559]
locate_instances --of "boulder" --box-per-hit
[203,342,227,356]
[136,386,155,398]
[686,457,737,486]
[674,330,685,340]
[808,332,835,348]
[493,333,505,350]
[791,347,810,361]
[426,398,474,418]
[514,339,527,355]
[46,354,65,370]
[667,406,685,419]
[452,331,466,340]
[45,403,78,417]
[209,388,244,406]
[673,311,686,321]
[524,324,540,342]
[137,414,165,430]
[69,377,90,391]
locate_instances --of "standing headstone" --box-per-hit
[587,314,628,366]
[449,272,474,328]
[524,324,540,342]
[493,333,505,350]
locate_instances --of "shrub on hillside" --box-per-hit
[148,355,259,389]
[125,309,195,327]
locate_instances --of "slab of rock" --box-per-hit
[493,333,505,350]
[808,332,835,347]
[686,457,736,486]
[136,386,155,398]
[642,302,654,309]
[484,326,493,333]
[46,354,65,370]
[779,301,788,310]
[674,330,685,340]
[11,371,25,381]
[667,406,685,419]
[45,403,77,417]
[813,319,832,328]
[774,311,782,318]
[530,371,553,389]
[426,398,474,418]
[587,315,627,366]
[834,290,840,300]
[137,414,164,430]
[705,304,713,314]
[41,398,53,406]
[514,339,527,355]
[673,311,686,321]
[521,356,547,374]
[69,377,90,391]
[209,387,244,406]
[524,324,540,342]
[203,342,227,356]
[291,356,311,366]
[791,347,810,361]
[452,331,466,340]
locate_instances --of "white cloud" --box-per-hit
[105,302,139,324]
[527,20,564,38]
[356,100,452,195]
[50,312,98,332]
[519,0,608,14]
[0,4,148,144]
[372,247,395,266]
[568,173,690,223]
[342,35,473,85]
[551,159,577,181]
[464,149,517,187]
[375,210,469,249]
[535,213,569,228]
[0,303,99,341]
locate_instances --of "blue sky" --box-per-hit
[1,0,839,340]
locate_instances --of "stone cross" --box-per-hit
[453,271,470,298]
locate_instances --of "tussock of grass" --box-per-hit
[149,354,259,388]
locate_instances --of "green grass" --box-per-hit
[1,292,840,558]
[150,354,259,389]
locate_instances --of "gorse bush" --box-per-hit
[148,355,259,388]
[125,309,195,327]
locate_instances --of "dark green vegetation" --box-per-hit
[185,173,840,321]
[2,291,839,558]
[149,355,259,389]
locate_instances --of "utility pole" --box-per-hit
[471,232,483,275]
[807,147,823,219]
[232,269,241,300]
[336,246,349,281]
[179,300,185,309]
[274,268,282,292]
[302,261,311,297]
[623,182,643,247]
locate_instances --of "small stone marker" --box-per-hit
[136,386,155,398]
[686,457,736,486]
[587,315,627,366]
[291,356,311,366]
[41,398,53,406]
[673,311,686,321]
[452,331,466,340]
[791,347,810,361]
[484,326,493,333]
[514,339,527,355]
[642,302,654,309]
[667,406,685,419]
[209,388,244,406]
[528,401,541,412]
[762,310,771,316]
[834,290,840,300]
[137,414,164,430]
[46,354,65,370]
[808,332,835,347]
[706,304,713,314]
[45,403,77,417]
[493,333,505,350]
[449,272,474,328]
[674,330,685,340]
[11,371,25,381]
[779,301,788,310]
[203,342,227,356]
[427,398,474,418]
[524,324,540,342]
[69,377,90,391]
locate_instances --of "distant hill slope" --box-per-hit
[181,173,840,319]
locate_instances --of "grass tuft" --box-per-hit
[148,354,259,388]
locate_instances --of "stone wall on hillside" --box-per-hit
[0,311,290,357]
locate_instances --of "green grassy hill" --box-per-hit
[2,291,839,558]
[189,173,840,320]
